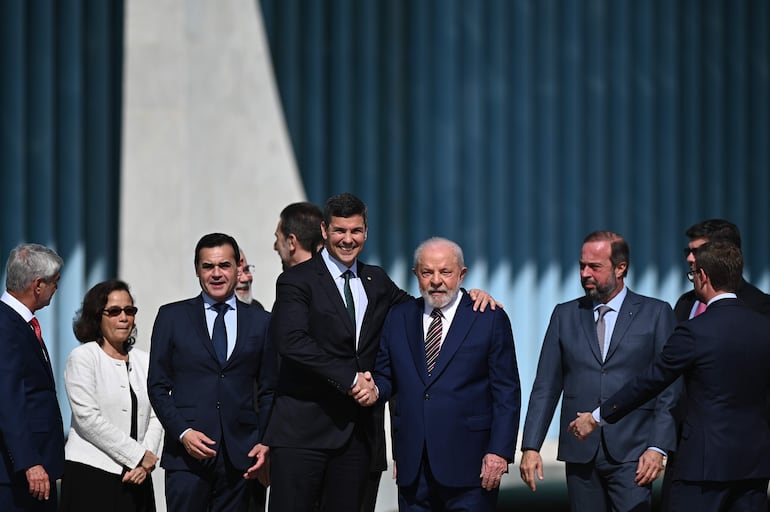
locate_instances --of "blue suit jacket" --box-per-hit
[603,298,770,482]
[521,289,679,463]
[148,295,275,471]
[0,301,64,484]
[374,293,521,488]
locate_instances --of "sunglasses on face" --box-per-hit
[103,306,138,317]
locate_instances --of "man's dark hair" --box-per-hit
[686,219,741,249]
[694,241,743,292]
[583,231,630,278]
[194,233,240,266]
[323,193,367,227]
[280,202,323,252]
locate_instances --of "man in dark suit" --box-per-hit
[148,233,275,512]
[365,237,520,511]
[570,241,770,512]
[264,193,495,512]
[0,243,64,511]
[662,219,770,510]
[673,219,770,321]
[272,201,323,270]
[519,231,679,511]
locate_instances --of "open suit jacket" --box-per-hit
[602,298,770,482]
[521,289,679,463]
[674,278,770,321]
[374,293,521,488]
[263,252,409,471]
[0,301,65,486]
[148,296,275,471]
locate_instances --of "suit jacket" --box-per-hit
[521,289,679,463]
[0,300,65,484]
[374,293,521,488]
[603,298,770,482]
[147,295,275,471]
[674,278,770,321]
[263,252,409,471]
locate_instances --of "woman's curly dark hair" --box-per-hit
[72,279,137,348]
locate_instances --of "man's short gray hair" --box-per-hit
[5,243,63,292]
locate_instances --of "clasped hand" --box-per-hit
[350,371,378,407]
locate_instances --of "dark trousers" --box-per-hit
[165,445,248,512]
[397,450,498,512]
[268,427,369,512]
[669,479,768,512]
[565,435,652,512]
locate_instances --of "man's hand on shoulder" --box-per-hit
[467,289,503,312]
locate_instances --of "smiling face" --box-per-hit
[413,241,467,309]
[321,214,367,268]
[100,290,135,345]
[580,240,625,303]
[196,244,238,302]
[235,251,253,303]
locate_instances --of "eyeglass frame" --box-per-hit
[238,264,255,275]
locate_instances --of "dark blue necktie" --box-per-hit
[212,302,229,363]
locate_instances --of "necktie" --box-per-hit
[29,317,48,362]
[596,305,613,357]
[212,303,229,363]
[693,301,707,317]
[342,270,356,327]
[425,308,443,373]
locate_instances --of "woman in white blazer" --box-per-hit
[60,280,163,512]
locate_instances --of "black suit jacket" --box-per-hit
[148,295,275,472]
[263,252,409,471]
[0,301,64,484]
[602,298,770,482]
[674,278,770,321]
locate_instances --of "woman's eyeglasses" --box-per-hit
[103,306,138,317]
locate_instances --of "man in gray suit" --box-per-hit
[519,231,680,511]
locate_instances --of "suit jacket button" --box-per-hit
[424,393,430,400]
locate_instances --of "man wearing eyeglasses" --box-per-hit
[660,219,770,510]
[570,241,770,512]
[148,233,276,512]
[674,219,770,321]
[235,250,265,310]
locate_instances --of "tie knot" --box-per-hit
[29,317,40,329]
[596,305,612,320]
[430,308,443,319]
[213,302,229,314]
[342,270,354,281]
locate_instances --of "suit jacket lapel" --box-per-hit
[605,290,640,361]
[579,297,603,364]
[187,295,219,362]
[314,255,356,337]
[407,298,430,386]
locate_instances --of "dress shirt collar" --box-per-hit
[201,292,237,310]
[1,291,34,322]
[707,292,737,306]
[321,247,359,278]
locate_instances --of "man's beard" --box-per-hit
[582,275,618,304]
[421,286,460,309]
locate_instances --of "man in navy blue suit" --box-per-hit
[571,241,770,512]
[148,233,275,512]
[0,243,64,511]
[365,237,521,512]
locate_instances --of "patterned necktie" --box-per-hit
[596,305,613,357]
[342,270,356,327]
[425,308,443,373]
[212,303,229,363]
